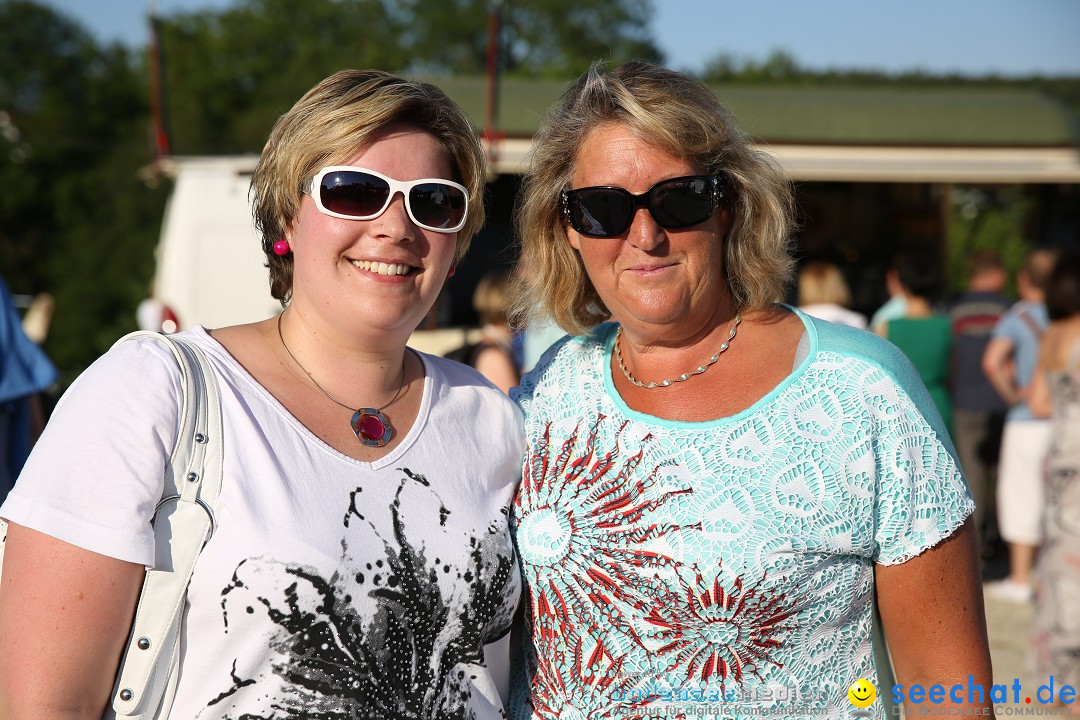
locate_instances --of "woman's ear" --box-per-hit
[567,228,582,252]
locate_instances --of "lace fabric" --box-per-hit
[510,318,973,719]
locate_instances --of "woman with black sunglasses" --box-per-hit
[509,61,992,718]
[0,70,522,718]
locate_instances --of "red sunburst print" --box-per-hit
[645,562,798,694]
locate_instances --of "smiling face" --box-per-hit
[286,126,458,343]
[567,123,733,344]
[847,678,877,708]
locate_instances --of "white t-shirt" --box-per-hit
[2,327,524,719]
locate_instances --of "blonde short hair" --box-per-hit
[798,262,853,308]
[252,70,486,304]
[513,60,795,336]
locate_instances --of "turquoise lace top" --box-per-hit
[509,310,973,719]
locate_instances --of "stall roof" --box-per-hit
[433,77,1080,183]
[431,76,1080,148]
[164,79,1080,184]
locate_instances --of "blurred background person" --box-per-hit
[1027,250,1080,706]
[0,276,58,504]
[870,260,908,334]
[982,247,1058,602]
[880,251,953,434]
[797,260,868,329]
[447,268,520,394]
[947,249,1011,549]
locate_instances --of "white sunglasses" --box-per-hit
[306,166,469,233]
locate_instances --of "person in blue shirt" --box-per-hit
[508,60,992,720]
[0,276,57,502]
[981,247,1058,602]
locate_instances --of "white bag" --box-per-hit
[0,331,223,720]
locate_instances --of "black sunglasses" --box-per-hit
[562,174,723,239]
[307,166,468,233]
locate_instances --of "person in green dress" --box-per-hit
[880,252,954,433]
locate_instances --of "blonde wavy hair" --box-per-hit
[514,60,795,336]
[251,69,486,304]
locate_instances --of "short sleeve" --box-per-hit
[0,335,183,565]
[991,309,1021,344]
[870,372,974,565]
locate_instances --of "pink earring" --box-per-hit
[272,240,291,256]
[447,266,456,278]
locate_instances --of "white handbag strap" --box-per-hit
[109,331,224,719]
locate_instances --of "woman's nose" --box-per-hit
[625,208,665,251]
[374,191,414,239]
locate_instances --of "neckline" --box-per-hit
[600,305,818,428]
[187,326,433,467]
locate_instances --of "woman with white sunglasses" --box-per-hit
[509,61,992,718]
[0,70,522,718]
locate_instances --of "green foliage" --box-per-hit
[0,0,168,382]
[699,48,1080,119]
[703,50,804,84]
[156,0,411,154]
[155,0,661,154]
[946,187,1033,296]
[395,0,661,78]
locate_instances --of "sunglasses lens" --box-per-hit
[650,177,716,229]
[567,188,633,238]
[319,171,390,218]
[410,183,467,230]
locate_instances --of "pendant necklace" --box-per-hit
[615,312,742,389]
[277,314,406,447]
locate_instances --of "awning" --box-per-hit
[485,139,1080,183]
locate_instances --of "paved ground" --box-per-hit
[981,544,1040,695]
[984,587,1037,691]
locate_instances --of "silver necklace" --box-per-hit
[615,312,742,389]
[277,313,406,447]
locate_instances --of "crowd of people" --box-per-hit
[801,246,1080,708]
[0,60,1076,719]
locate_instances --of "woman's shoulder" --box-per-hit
[809,313,919,377]
[513,324,612,410]
[1044,320,1080,370]
[528,324,611,376]
[79,330,191,389]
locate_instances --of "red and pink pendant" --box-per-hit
[350,407,393,447]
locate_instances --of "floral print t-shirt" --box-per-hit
[509,310,973,720]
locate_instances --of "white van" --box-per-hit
[145,156,277,332]
[145,157,482,355]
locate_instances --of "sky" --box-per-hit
[33,0,1080,78]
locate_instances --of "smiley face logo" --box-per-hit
[848,678,876,708]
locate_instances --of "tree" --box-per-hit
[156,0,411,154]
[154,0,662,155]
[395,0,662,78]
[702,50,803,84]
[0,0,166,380]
